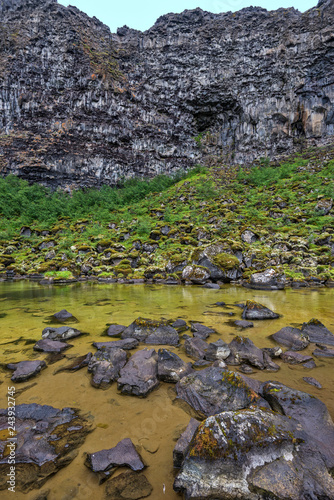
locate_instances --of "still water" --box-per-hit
[0,281,333,500]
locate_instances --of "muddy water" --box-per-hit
[0,281,333,500]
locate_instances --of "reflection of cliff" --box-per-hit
[0,0,334,188]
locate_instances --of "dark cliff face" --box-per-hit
[0,0,334,188]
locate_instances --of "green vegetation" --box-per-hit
[0,146,333,283]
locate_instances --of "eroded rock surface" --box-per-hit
[117,349,159,396]
[242,300,279,320]
[157,349,192,383]
[7,360,46,381]
[88,347,127,388]
[271,326,309,350]
[121,318,179,346]
[301,318,334,346]
[42,326,82,341]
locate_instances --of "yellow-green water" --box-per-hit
[0,281,334,500]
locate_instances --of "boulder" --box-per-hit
[281,351,313,364]
[271,326,309,350]
[0,404,93,492]
[174,405,334,499]
[157,349,193,383]
[228,336,265,369]
[121,318,179,346]
[88,348,127,389]
[173,418,200,468]
[51,309,77,323]
[107,324,127,337]
[182,265,210,284]
[85,438,145,480]
[204,339,230,361]
[171,319,188,332]
[301,319,334,346]
[176,367,261,418]
[247,268,285,290]
[117,349,159,397]
[105,471,152,500]
[184,337,209,360]
[7,360,46,382]
[34,339,71,353]
[242,300,279,320]
[190,322,215,339]
[93,339,139,350]
[42,326,82,341]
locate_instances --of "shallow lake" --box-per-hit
[0,281,333,500]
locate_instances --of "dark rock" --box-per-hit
[52,309,77,323]
[202,283,220,289]
[157,349,193,383]
[171,319,188,332]
[85,438,145,479]
[0,404,93,492]
[107,324,127,337]
[121,318,179,346]
[234,320,253,328]
[262,346,283,358]
[303,359,317,368]
[313,346,334,358]
[88,348,127,389]
[173,418,200,468]
[281,351,314,364]
[192,359,213,368]
[176,367,261,418]
[184,337,209,360]
[215,301,226,306]
[242,300,279,320]
[238,364,254,374]
[204,339,230,361]
[42,326,82,341]
[34,338,71,353]
[105,471,153,500]
[93,339,139,350]
[303,377,322,389]
[301,318,334,346]
[117,349,159,396]
[271,326,309,350]
[7,360,46,382]
[174,404,334,499]
[190,322,215,339]
[228,336,265,369]
[262,351,280,372]
[54,353,92,373]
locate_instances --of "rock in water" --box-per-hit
[184,337,209,360]
[34,338,72,353]
[157,349,193,383]
[105,471,152,500]
[301,319,334,346]
[107,324,127,337]
[228,336,265,369]
[271,326,309,350]
[42,326,82,340]
[51,309,77,323]
[173,418,200,468]
[117,349,159,396]
[190,322,216,339]
[88,347,127,389]
[0,404,93,492]
[7,360,46,381]
[121,318,179,346]
[242,300,279,320]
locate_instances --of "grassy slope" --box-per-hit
[0,145,333,283]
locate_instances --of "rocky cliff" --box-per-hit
[0,0,334,188]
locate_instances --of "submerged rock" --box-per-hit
[107,324,127,337]
[105,471,152,500]
[0,404,93,492]
[301,319,334,346]
[174,405,334,499]
[121,318,179,346]
[54,353,92,373]
[176,367,260,418]
[234,320,253,329]
[42,326,82,341]
[303,377,322,389]
[7,360,46,382]
[157,349,192,383]
[88,348,127,389]
[271,326,309,350]
[117,349,159,397]
[34,338,72,353]
[242,300,279,320]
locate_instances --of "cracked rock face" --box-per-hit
[1,0,334,188]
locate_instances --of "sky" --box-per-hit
[57,0,317,33]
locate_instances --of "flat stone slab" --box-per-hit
[313,346,334,358]
[107,324,127,337]
[7,360,46,382]
[157,348,193,383]
[121,318,179,346]
[88,348,127,389]
[190,322,215,339]
[271,326,309,351]
[86,438,145,477]
[242,300,279,320]
[0,404,93,492]
[105,471,152,500]
[281,351,313,364]
[117,349,159,396]
[301,319,334,346]
[234,320,254,329]
[93,339,139,350]
[34,338,72,353]
[42,326,82,341]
